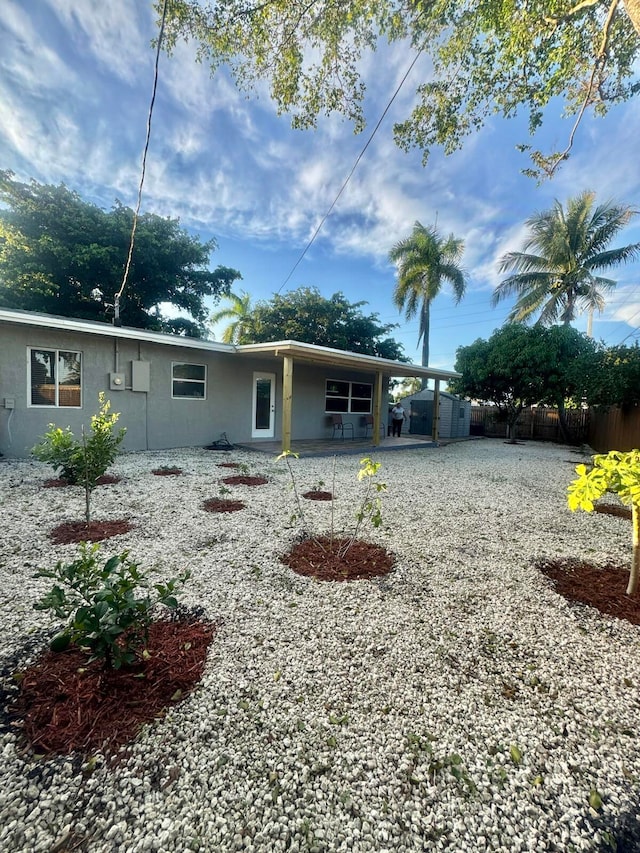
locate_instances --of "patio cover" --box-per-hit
[235,341,462,451]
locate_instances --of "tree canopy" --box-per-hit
[449,324,600,439]
[494,192,640,325]
[236,286,407,360]
[0,171,241,337]
[210,290,254,343]
[587,342,640,409]
[163,0,640,176]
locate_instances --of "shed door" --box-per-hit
[409,400,433,435]
[252,372,276,438]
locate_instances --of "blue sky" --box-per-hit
[2,0,640,372]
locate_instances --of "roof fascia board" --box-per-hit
[0,308,234,353]
[236,340,460,380]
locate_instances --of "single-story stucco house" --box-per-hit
[0,308,461,458]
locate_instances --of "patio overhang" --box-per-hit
[235,340,460,382]
[234,341,461,450]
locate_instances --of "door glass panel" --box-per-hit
[255,378,271,430]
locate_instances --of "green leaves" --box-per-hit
[34,542,189,669]
[32,393,126,522]
[568,450,640,513]
[163,1,640,177]
[236,287,406,360]
[589,788,603,811]
[568,449,640,595]
[509,744,522,766]
[0,171,240,335]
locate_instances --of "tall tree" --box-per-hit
[493,192,640,326]
[389,222,466,372]
[450,324,599,441]
[164,1,640,176]
[238,286,407,360]
[210,290,253,343]
[0,171,241,337]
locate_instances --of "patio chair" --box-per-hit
[331,414,354,440]
[362,414,385,439]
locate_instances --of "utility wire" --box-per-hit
[276,44,425,294]
[115,0,169,314]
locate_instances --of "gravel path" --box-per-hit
[0,439,638,852]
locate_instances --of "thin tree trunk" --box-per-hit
[628,503,640,595]
[82,427,91,524]
[557,400,571,444]
[420,300,430,389]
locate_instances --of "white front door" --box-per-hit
[252,372,276,438]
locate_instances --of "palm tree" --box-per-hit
[389,222,466,371]
[493,191,640,327]
[210,290,253,343]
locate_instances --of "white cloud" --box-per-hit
[44,0,152,83]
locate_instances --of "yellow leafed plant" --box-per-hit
[568,450,640,595]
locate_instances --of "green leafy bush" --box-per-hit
[33,392,126,485]
[32,392,126,521]
[568,449,640,595]
[34,542,190,669]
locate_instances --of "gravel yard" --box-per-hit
[0,438,638,852]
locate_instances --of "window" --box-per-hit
[172,362,206,399]
[29,349,82,407]
[325,379,372,413]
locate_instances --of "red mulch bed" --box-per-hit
[282,536,394,581]
[44,475,122,488]
[151,468,182,476]
[50,519,134,544]
[302,490,333,501]
[15,617,215,756]
[217,462,240,469]
[539,557,640,625]
[202,498,246,513]
[222,475,268,486]
[594,503,632,520]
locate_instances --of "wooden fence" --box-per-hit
[587,405,640,452]
[470,406,589,443]
[470,404,640,450]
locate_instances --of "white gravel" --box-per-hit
[1,439,639,852]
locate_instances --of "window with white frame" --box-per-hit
[325,379,372,413]
[172,362,206,398]
[29,349,82,407]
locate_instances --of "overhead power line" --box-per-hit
[276,44,425,294]
[114,0,169,322]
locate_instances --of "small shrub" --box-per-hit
[34,542,190,669]
[32,393,126,522]
[568,449,640,595]
[277,452,386,557]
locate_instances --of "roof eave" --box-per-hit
[235,340,460,380]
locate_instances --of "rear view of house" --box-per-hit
[0,308,461,458]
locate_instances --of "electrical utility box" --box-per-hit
[131,361,150,393]
[109,372,125,391]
